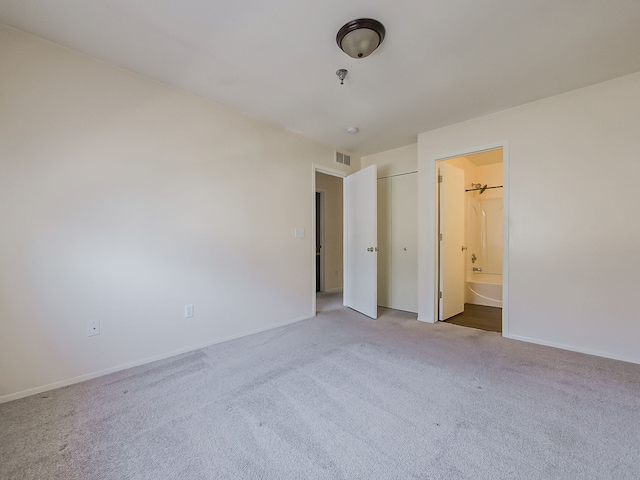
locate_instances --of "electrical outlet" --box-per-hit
[185,304,194,318]
[87,320,100,337]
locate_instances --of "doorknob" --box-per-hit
[461,246,468,251]
[367,247,374,252]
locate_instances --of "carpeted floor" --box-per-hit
[1,292,639,479]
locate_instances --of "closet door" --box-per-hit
[389,173,418,312]
[377,177,392,308]
[377,173,418,313]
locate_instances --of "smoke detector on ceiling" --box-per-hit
[346,127,359,134]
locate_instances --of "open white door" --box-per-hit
[344,165,377,319]
[439,162,465,320]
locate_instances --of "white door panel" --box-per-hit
[439,163,465,320]
[378,174,418,313]
[344,165,377,319]
[391,173,418,312]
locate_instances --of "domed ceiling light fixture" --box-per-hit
[336,18,385,59]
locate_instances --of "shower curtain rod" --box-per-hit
[465,185,503,192]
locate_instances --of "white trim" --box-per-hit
[435,160,441,322]
[343,176,349,307]
[0,314,312,405]
[430,142,510,335]
[431,144,505,162]
[505,334,639,365]
[315,165,348,177]
[501,143,510,337]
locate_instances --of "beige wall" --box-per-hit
[419,71,640,363]
[473,163,503,199]
[0,26,359,401]
[362,143,417,177]
[315,173,343,292]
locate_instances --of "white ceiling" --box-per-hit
[2,1,640,156]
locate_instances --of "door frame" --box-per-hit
[432,142,510,336]
[312,165,347,315]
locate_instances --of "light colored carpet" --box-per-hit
[1,292,639,479]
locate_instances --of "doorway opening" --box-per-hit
[315,191,324,292]
[313,168,345,314]
[437,148,505,333]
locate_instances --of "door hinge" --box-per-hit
[439,233,443,241]
[439,291,443,299]
[438,175,443,183]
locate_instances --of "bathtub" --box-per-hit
[466,272,502,308]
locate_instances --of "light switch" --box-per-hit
[294,228,305,238]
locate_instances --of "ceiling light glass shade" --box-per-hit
[337,19,385,59]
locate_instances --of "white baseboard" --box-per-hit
[505,334,639,365]
[0,314,312,405]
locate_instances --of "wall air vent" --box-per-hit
[335,151,351,166]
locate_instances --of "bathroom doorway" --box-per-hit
[437,148,504,333]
